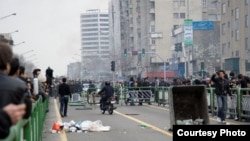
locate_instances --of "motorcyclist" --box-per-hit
[98,81,114,110]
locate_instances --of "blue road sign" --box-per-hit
[193,21,214,30]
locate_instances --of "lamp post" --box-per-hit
[20,50,33,56]
[8,30,19,35]
[0,13,16,20]
[13,41,25,47]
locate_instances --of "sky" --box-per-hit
[0,0,109,76]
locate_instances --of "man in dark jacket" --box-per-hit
[58,77,71,117]
[98,81,114,110]
[0,42,29,138]
[211,70,232,124]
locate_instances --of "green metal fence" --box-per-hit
[0,96,49,141]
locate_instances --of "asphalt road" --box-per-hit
[42,98,250,141]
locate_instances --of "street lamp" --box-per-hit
[20,50,33,56]
[8,30,19,35]
[13,41,25,47]
[0,13,16,20]
[25,54,36,59]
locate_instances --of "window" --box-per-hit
[150,26,155,32]
[222,43,226,55]
[208,14,217,21]
[129,8,133,15]
[180,0,185,6]
[235,50,239,57]
[150,13,155,21]
[173,1,179,8]
[180,13,185,19]
[150,1,155,9]
[222,3,226,14]
[246,0,249,5]
[235,8,239,20]
[235,30,239,41]
[100,23,109,26]
[151,39,156,45]
[228,42,231,49]
[81,19,98,22]
[228,21,230,28]
[246,38,249,50]
[228,0,230,7]
[222,23,226,35]
[173,13,179,19]
[203,0,207,7]
[82,28,98,31]
[209,1,217,8]
[231,9,233,17]
[100,14,108,17]
[246,15,249,27]
[100,19,108,22]
[231,30,233,38]
[81,14,98,18]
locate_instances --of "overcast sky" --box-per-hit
[0,0,109,76]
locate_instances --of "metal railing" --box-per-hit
[70,86,250,122]
[1,96,49,141]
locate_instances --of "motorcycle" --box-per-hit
[101,97,116,115]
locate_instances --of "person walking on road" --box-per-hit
[211,70,232,124]
[58,77,71,117]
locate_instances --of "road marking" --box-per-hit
[114,110,173,137]
[54,99,68,141]
[147,105,168,111]
[146,104,238,125]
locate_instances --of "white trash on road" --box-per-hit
[51,120,111,133]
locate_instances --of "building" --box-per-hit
[172,21,221,79]
[67,62,81,80]
[80,9,110,80]
[110,0,221,79]
[220,0,250,75]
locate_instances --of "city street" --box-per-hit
[42,98,250,141]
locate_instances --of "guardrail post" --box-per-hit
[237,87,242,121]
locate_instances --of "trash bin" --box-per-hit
[169,85,209,130]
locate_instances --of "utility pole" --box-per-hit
[112,3,115,86]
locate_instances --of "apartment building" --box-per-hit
[110,0,221,79]
[220,0,250,75]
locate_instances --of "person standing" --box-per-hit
[58,77,71,117]
[211,70,232,124]
[0,42,28,138]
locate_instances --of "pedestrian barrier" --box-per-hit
[157,87,168,106]
[68,92,86,106]
[123,87,154,105]
[1,96,49,141]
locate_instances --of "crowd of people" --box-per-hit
[0,41,51,139]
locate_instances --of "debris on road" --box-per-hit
[51,120,111,133]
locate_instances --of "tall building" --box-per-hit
[80,9,110,80]
[220,0,250,75]
[110,0,221,79]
